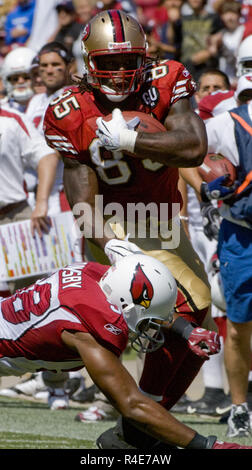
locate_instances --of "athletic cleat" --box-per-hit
[215,393,232,415]
[187,387,228,416]
[0,373,46,398]
[0,387,22,398]
[219,410,230,423]
[97,417,178,450]
[71,384,98,403]
[64,376,83,398]
[75,406,108,422]
[170,394,192,413]
[226,404,251,437]
[48,388,69,410]
[97,421,136,449]
[33,391,49,401]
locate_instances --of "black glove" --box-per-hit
[200,202,220,241]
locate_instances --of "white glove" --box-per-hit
[104,237,143,265]
[96,108,139,153]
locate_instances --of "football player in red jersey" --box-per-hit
[43,9,224,447]
[0,254,249,449]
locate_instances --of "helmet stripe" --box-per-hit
[108,9,125,43]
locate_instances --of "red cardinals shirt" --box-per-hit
[44,59,196,212]
[198,89,236,121]
[0,262,128,376]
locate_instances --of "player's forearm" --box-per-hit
[123,398,196,448]
[134,114,207,167]
[74,334,196,448]
[179,167,204,197]
[63,161,115,249]
[36,152,59,202]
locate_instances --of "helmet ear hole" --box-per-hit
[120,298,128,309]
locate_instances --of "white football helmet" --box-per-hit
[236,36,252,77]
[81,9,147,102]
[1,47,36,103]
[210,272,226,312]
[99,254,177,352]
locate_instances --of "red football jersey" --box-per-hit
[44,59,196,212]
[0,262,128,376]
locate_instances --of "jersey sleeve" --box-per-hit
[43,105,80,160]
[169,61,197,106]
[15,112,53,170]
[58,264,129,357]
[43,88,94,162]
[75,299,128,357]
[206,112,239,165]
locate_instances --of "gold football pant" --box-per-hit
[86,217,216,408]
[86,217,215,331]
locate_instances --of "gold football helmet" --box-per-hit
[81,9,147,101]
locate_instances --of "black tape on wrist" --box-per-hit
[171,317,194,340]
[186,433,208,449]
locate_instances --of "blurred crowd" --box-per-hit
[1,0,252,91]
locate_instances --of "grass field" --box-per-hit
[0,395,251,450]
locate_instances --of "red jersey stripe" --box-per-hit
[0,108,30,136]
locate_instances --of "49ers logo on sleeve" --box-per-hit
[130,263,154,309]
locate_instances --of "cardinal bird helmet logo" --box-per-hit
[130,263,154,309]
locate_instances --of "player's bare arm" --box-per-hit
[62,157,98,208]
[31,152,60,237]
[61,329,196,447]
[134,99,207,167]
[179,167,205,198]
[62,157,115,247]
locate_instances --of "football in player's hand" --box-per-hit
[198,153,236,185]
[86,111,166,157]
[115,111,167,133]
[87,111,166,135]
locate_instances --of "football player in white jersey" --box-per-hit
[0,104,59,269]
[0,43,72,218]
[25,41,74,217]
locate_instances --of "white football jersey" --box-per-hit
[26,90,66,193]
[0,105,52,208]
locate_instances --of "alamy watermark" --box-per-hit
[72,195,181,249]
